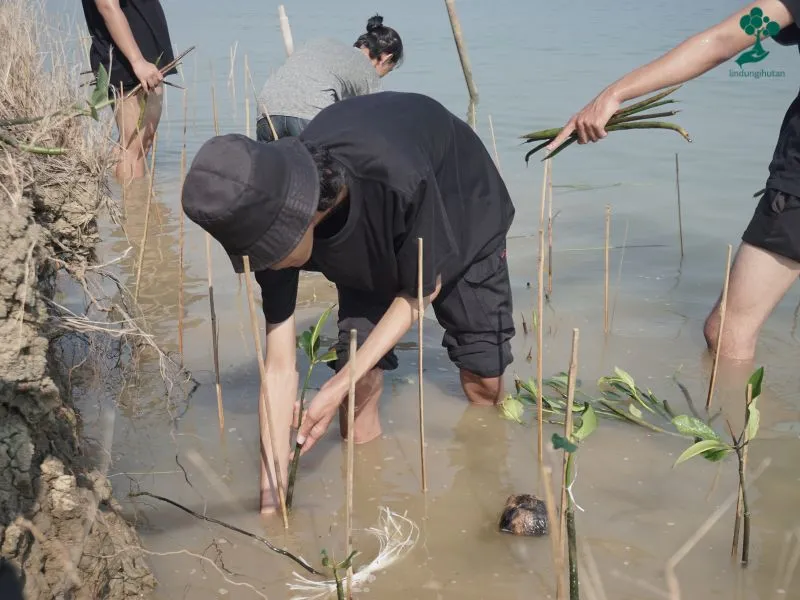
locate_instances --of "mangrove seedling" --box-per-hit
[672,367,764,567]
[321,549,359,600]
[552,403,598,600]
[286,304,338,509]
[520,86,691,163]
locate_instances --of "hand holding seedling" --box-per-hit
[547,90,621,149]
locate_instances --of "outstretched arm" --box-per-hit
[93,0,163,91]
[548,0,797,150]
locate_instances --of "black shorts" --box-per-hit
[330,244,515,379]
[742,188,800,263]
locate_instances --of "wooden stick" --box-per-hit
[242,257,289,529]
[417,238,428,492]
[732,383,752,559]
[134,133,157,301]
[675,153,684,259]
[559,328,579,600]
[346,329,357,597]
[443,0,478,129]
[488,114,501,174]
[706,244,733,411]
[604,205,611,334]
[541,464,566,600]
[278,5,294,56]
[244,54,251,138]
[536,160,550,465]
[178,90,187,363]
[209,81,225,430]
[547,161,554,298]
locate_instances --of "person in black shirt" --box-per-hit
[548,0,800,363]
[81,0,176,181]
[182,92,516,513]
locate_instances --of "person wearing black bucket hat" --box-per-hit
[183,91,516,513]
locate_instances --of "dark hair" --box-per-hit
[354,14,403,66]
[303,142,347,212]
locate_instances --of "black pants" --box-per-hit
[256,115,310,142]
[742,188,800,263]
[330,243,515,379]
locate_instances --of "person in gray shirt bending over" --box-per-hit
[256,15,403,141]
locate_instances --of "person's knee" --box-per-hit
[460,369,504,406]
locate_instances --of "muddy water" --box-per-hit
[60,0,800,597]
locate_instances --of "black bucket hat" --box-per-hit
[181,133,319,273]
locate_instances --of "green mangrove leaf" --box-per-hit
[337,550,359,570]
[748,366,764,401]
[90,64,110,108]
[703,447,733,462]
[629,403,643,419]
[552,433,578,453]
[671,415,720,441]
[613,367,637,391]
[674,439,731,467]
[519,377,538,399]
[499,395,525,424]
[574,404,598,442]
[298,329,313,360]
[747,397,760,442]
[310,304,336,358]
[320,549,331,568]
[318,349,337,364]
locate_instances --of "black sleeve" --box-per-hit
[777,0,800,45]
[394,177,458,298]
[254,268,299,324]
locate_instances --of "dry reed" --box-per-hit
[536,159,550,464]
[706,244,733,410]
[604,205,611,334]
[346,329,357,597]
[675,153,684,259]
[279,5,294,56]
[242,256,289,528]
[133,133,157,300]
[417,237,428,492]
[178,90,187,362]
[488,114,501,174]
[541,463,566,599]
[209,81,225,429]
[547,162,554,298]
[443,0,478,128]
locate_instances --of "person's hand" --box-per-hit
[295,377,348,456]
[131,58,163,92]
[547,90,622,152]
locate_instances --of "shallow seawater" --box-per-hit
[57,0,800,597]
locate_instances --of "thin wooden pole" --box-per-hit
[417,238,428,492]
[536,160,550,465]
[706,244,733,411]
[488,114,501,174]
[242,256,289,529]
[345,328,357,597]
[559,328,579,600]
[541,464,565,599]
[443,0,478,129]
[547,162,554,298]
[178,91,187,363]
[675,153,684,259]
[278,5,294,57]
[209,81,225,430]
[134,133,157,301]
[244,54,251,138]
[604,206,611,334]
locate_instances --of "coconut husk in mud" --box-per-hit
[0,0,157,597]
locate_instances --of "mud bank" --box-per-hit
[0,1,155,597]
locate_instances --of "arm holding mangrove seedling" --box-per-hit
[93,0,163,91]
[297,278,442,455]
[548,0,796,150]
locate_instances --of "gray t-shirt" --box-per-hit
[258,38,382,121]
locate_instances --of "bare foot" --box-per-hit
[259,371,297,515]
[339,367,383,445]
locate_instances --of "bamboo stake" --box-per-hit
[417,238,428,492]
[547,161,554,298]
[675,153,684,259]
[209,81,225,430]
[604,206,611,334]
[488,114,501,174]
[706,244,733,411]
[278,5,294,56]
[242,256,289,529]
[244,54,251,138]
[559,328,579,600]
[443,0,478,129]
[345,329,357,597]
[134,133,157,301]
[541,464,566,600]
[178,91,187,363]
[536,160,550,465]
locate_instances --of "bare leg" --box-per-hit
[259,371,297,515]
[704,242,800,361]
[338,367,383,444]
[460,369,504,406]
[114,86,164,182]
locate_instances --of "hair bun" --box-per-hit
[366,14,384,33]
